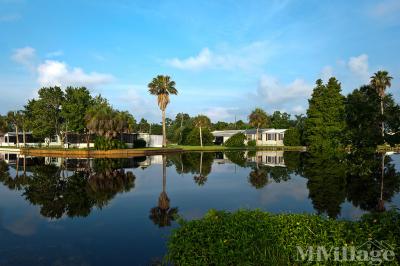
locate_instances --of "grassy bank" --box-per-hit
[166,209,400,265]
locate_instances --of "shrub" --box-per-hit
[166,209,400,265]
[133,138,147,148]
[184,128,214,146]
[94,137,127,150]
[247,139,256,147]
[224,133,246,147]
[283,128,301,146]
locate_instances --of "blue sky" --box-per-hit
[1,0,399,122]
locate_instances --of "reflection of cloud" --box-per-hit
[3,211,40,236]
[179,208,205,220]
[259,176,309,204]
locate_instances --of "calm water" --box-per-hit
[0,151,399,265]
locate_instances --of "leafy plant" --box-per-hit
[224,133,246,147]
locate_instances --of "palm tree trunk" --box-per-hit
[15,126,19,147]
[199,152,203,175]
[162,155,166,193]
[381,99,385,138]
[162,109,166,147]
[23,155,26,176]
[199,126,203,147]
[23,127,26,147]
[16,156,19,178]
[256,127,259,146]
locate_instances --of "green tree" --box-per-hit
[61,87,93,134]
[370,71,393,138]
[6,111,21,147]
[0,115,8,134]
[25,87,64,141]
[270,111,292,129]
[193,115,211,147]
[148,75,178,147]
[138,118,150,133]
[345,85,383,147]
[224,133,246,147]
[185,127,214,146]
[248,108,268,146]
[304,78,345,151]
[283,128,301,146]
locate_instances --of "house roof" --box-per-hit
[212,129,286,137]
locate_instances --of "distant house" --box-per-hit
[212,129,286,146]
[0,132,163,148]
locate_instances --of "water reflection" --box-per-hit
[149,155,178,227]
[0,156,143,219]
[0,150,399,221]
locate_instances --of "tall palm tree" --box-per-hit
[193,115,211,147]
[248,108,269,146]
[370,71,393,138]
[148,75,178,147]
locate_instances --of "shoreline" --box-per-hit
[0,145,308,158]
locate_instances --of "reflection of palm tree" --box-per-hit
[193,152,207,186]
[248,166,269,189]
[377,153,386,212]
[149,155,178,227]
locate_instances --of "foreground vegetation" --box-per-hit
[166,209,400,265]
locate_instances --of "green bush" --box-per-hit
[247,139,256,147]
[224,133,246,147]
[166,209,400,265]
[283,128,301,146]
[184,128,214,146]
[94,137,127,150]
[133,138,147,148]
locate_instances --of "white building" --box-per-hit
[212,129,286,146]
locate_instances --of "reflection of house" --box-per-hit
[248,151,285,167]
[212,129,286,146]
[214,151,286,167]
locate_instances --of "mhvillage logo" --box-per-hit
[296,240,396,264]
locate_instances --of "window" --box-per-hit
[258,133,262,140]
[279,133,284,140]
[247,134,253,141]
[267,134,276,141]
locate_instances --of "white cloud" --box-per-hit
[166,41,274,71]
[348,54,369,82]
[292,105,306,114]
[257,75,313,104]
[203,107,238,122]
[11,46,36,68]
[37,60,114,87]
[167,48,212,70]
[320,65,333,82]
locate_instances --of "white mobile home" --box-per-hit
[212,129,286,146]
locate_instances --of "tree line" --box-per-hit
[0,71,398,149]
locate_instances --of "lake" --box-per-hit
[0,150,399,265]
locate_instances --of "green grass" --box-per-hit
[166,209,400,265]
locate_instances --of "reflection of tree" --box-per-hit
[225,151,247,167]
[248,166,269,189]
[149,155,178,227]
[168,152,213,179]
[302,152,347,218]
[193,152,208,186]
[346,150,400,212]
[0,158,136,219]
